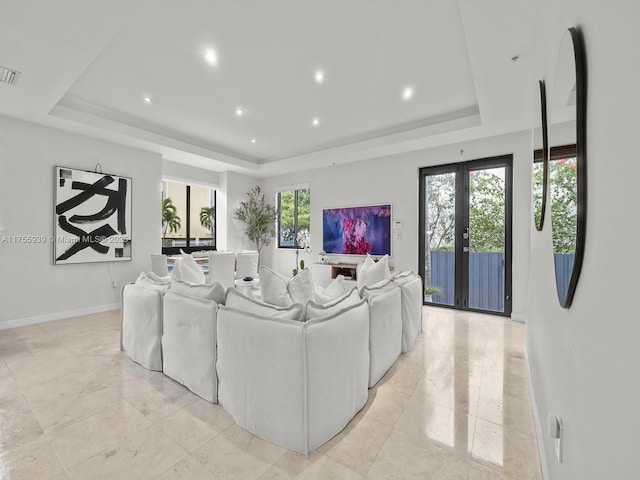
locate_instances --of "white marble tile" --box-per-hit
[0,392,45,451]
[0,439,70,479]
[0,308,541,480]
[193,434,272,480]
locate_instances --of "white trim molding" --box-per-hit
[525,343,550,480]
[0,303,121,330]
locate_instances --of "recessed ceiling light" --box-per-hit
[235,108,245,117]
[251,138,257,143]
[141,95,152,104]
[204,48,218,66]
[312,117,320,127]
[314,70,324,84]
[402,86,414,101]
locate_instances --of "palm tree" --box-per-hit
[199,206,215,241]
[162,198,181,236]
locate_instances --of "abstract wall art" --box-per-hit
[54,166,132,264]
[322,204,391,256]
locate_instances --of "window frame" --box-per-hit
[276,185,310,249]
[162,180,217,255]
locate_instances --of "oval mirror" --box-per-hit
[532,80,549,231]
[549,27,586,308]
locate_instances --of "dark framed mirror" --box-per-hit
[532,80,549,231]
[549,27,586,308]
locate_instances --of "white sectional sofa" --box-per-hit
[120,262,423,455]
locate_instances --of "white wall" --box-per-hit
[0,115,162,325]
[162,159,219,186]
[527,0,640,478]
[218,171,260,253]
[260,128,532,318]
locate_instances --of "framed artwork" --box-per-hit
[54,166,132,264]
[322,204,391,256]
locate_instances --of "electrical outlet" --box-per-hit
[548,414,563,463]
[555,419,563,463]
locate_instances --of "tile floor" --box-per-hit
[0,307,541,479]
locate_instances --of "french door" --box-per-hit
[419,155,512,316]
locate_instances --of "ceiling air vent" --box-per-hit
[0,66,20,86]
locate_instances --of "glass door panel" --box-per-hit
[419,156,512,316]
[424,171,456,306]
[467,167,506,313]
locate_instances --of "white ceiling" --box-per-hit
[0,0,538,176]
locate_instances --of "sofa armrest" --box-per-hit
[121,283,164,371]
[162,291,219,403]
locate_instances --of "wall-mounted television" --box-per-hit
[322,204,391,256]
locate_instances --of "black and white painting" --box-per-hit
[54,166,132,264]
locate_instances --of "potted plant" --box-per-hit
[233,186,278,265]
[425,285,442,302]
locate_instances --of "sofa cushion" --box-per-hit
[225,287,304,320]
[170,277,226,304]
[304,288,361,320]
[259,266,293,306]
[356,254,390,289]
[288,268,316,304]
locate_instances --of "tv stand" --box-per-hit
[329,263,358,280]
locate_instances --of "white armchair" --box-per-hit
[236,252,259,279]
[150,254,169,277]
[207,252,236,289]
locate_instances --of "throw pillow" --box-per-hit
[356,254,390,289]
[134,272,171,292]
[225,288,304,320]
[170,278,226,304]
[288,268,316,304]
[259,266,293,307]
[171,255,206,284]
[304,287,361,320]
[315,275,347,304]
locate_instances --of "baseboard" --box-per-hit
[525,343,551,480]
[0,303,121,330]
[511,312,526,323]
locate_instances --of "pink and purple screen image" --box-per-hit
[322,204,391,255]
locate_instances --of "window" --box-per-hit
[162,180,216,254]
[277,187,310,248]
